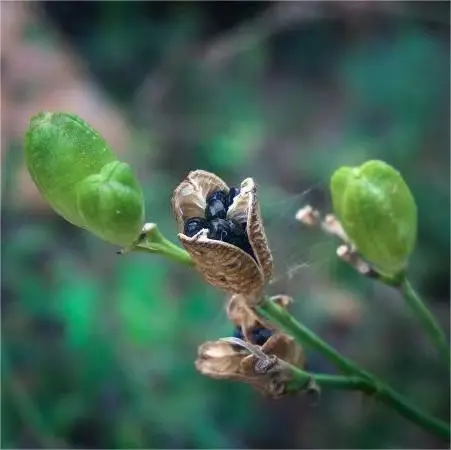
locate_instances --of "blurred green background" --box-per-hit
[1,2,449,448]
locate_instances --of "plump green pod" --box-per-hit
[24,112,145,246]
[330,160,417,276]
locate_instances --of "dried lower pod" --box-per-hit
[195,332,306,399]
[227,293,292,343]
[172,170,273,303]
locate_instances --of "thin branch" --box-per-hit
[400,278,450,366]
[257,297,450,441]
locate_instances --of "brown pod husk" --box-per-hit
[179,230,264,299]
[226,294,293,342]
[195,333,306,399]
[226,294,262,342]
[228,177,273,282]
[259,333,306,371]
[172,171,274,303]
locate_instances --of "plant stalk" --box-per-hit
[130,238,450,439]
[400,278,450,366]
[132,223,194,266]
[258,298,450,441]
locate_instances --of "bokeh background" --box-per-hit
[1,1,450,449]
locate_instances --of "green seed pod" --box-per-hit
[24,112,145,246]
[330,160,417,276]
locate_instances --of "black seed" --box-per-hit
[184,217,209,237]
[227,187,240,208]
[228,220,255,258]
[207,190,228,205]
[208,218,255,258]
[231,326,273,346]
[205,188,240,218]
[208,218,231,241]
[206,190,228,220]
[205,199,227,221]
[253,327,273,346]
[228,219,246,236]
[225,220,246,246]
[233,326,244,340]
[204,188,254,258]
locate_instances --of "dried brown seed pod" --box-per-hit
[226,294,293,342]
[172,170,273,304]
[195,333,306,399]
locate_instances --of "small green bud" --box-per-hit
[330,160,417,276]
[24,112,145,246]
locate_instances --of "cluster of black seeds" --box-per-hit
[183,188,254,257]
[233,325,273,346]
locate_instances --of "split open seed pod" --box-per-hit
[195,333,306,399]
[172,170,273,304]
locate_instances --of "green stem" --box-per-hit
[289,367,449,439]
[137,240,194,266]
[258,298,450,441]
[287,366,371,393]
[128,229,449,439]
[132,223,194,266]
[258,298,373,378]
[312,372,370,390]
[285,366,368,393]
[400,278,450,366]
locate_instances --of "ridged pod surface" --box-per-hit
[172,170,273,303]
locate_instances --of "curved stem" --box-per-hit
[259,298,373,378]
[400,278,450,366]
[257,298,450,441]
[136,240,194,266]
[127,235,449,439]
[286,366,370,393]
[130,223,194,266]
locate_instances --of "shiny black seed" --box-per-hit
[228,221,254,257]
[205,188,240,218]
[226,187,240,208]
[206,190,228,220]
[184,217,209,237]
[204,188,253,257]
[208,218,245,243]
[208,218,231,241]
[207,190,228,205]
[233,326,244,340]
[253,328,273,346]
[208,218,255,258]
[226,221,247,246]
[205,199,227,221]
[227,219,246,236]
[232,326,273,346]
